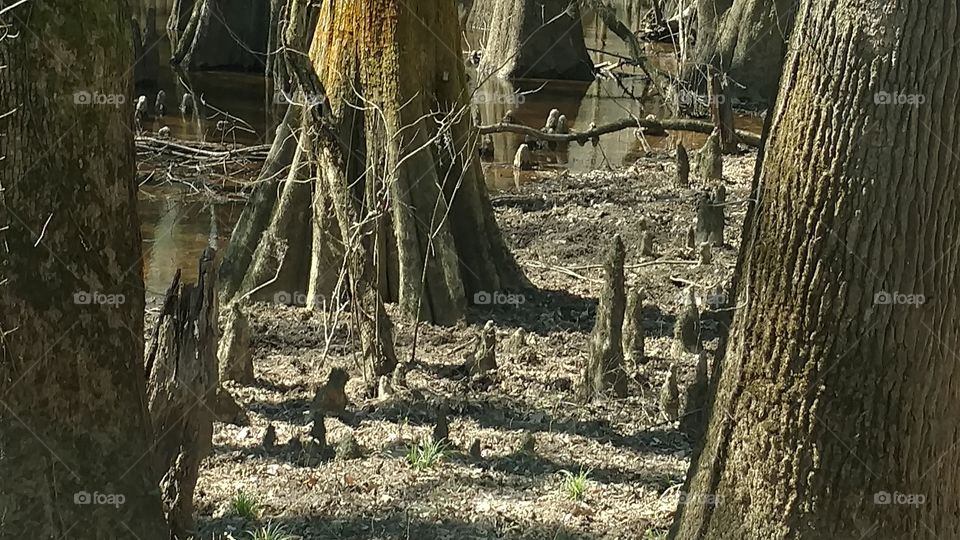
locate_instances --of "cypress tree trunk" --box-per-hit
[684,0,797,105]
[0,2,168,537]
[229,0,528,327]
[479,0,595,81]
[672,0,960,537]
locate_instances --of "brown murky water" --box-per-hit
[138,11,762,291]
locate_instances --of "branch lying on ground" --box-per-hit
[136,137,271,160]
[479,118,762,147]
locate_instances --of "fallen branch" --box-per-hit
[136,137,271,160]
[479,118,762,147]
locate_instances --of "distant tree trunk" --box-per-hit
[479,0,595,81]
[671,0,960,537]
[0,2,167,538]
[170,0,270,71]
[683,0,797,105]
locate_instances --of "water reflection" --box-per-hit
[139,189,242,292]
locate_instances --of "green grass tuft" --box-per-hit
[560,468,591,501]
[230,490,260,520]
[247,522,295,540]
[406,437,445,470]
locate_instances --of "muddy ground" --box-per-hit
[184,145,758,539]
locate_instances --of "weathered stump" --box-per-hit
[622,287,646,368]
[660,365,680,421]
[695,129,723,182]
[695,191,725,247]
[467,321,498,375]
[145,249,220,538]
[640,230,656,257]
[680,350,710,440]
[582,235,629,400]
[674,287,702,355]
[514,143,534,170]
[676,141,690,187]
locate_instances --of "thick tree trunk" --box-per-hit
[308,0,528,325]
[479,0,595,81]
[672,1,960,538]
[0,2,168,537]
[226,0,527,323]
[684,0,797,105]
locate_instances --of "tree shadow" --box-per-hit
[198,503,605,539]
[361,394,686,457]
[466,287,596,335]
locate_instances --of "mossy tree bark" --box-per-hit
[0,2,168,537]
[672,1,960,537]
[310,0,528,325]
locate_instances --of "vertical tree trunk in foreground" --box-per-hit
[672,1,960,538]
[0,2,168,537]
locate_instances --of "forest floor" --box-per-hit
[188,146,758,539]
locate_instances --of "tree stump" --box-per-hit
[640,230,656,257]
[622,287,646,369]
[582,235,629,400]
[514,143,533,170]
[467,321,498,375]
[695,129,723,182]
[145,249,221,538]
[660,365,680,421]
[680,350,710,440]
[695,191,725,247]
[698,242,713,266]
[674,287,702,355]
[676,140,690,187]
[218,301,254,384]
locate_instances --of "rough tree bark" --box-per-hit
[684,0,797,105]
[479,0,595,81]
[671,0,960,537]
[0,1,168,537]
